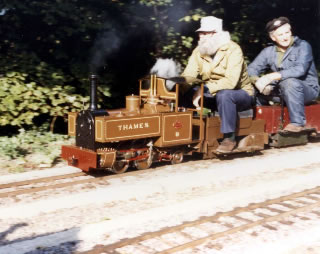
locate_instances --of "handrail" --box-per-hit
[187,83,205,142]
[199,84,204,141]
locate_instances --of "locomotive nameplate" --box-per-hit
[154,112,192,147]
[95,114,161,142]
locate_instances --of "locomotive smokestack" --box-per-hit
[89,74,98,111]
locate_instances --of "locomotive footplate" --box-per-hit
[270,127,317,148]
[61,145,97,172]
[214,133,267,155]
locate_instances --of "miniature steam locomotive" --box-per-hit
[61,74,320,173]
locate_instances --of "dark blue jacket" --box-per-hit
[248,36,319,90]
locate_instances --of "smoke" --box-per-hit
[167,1,192,33]
[88,1,193,75]
[150,58,181,90]
[89,30,122,73]
[129,1,192,34]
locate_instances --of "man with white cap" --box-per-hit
[181,16,254,153]
[248,17,319,132]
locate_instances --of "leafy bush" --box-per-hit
[0,127,74,172]
[0,72,89,127]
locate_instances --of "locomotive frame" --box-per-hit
[61,74,320,173]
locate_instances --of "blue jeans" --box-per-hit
[181,87,253,133]
[280,78,319,126]
[257,78,319,126]
[203,89,253,133]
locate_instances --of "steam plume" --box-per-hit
[89,30,122,73]
[150,58,181,90]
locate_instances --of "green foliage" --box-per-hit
[160,33,194,66]
[179,9,206,23]
[0,127,74,172]
[139,0,173,7]
[0,0,121,86]
[0,0,319,131]
[0,0,125,122]
[0,72,89,126]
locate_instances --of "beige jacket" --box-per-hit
[181,40,254,96]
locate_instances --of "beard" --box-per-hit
[198,34,220,56]
[198,32,230,56]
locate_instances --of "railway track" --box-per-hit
[80,186,320,254]
[0,146,306,200]
[0,172,98,198]
[0,166,161,199]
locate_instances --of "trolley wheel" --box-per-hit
[111,161,129,174]
[134,156,152,170]
[171,151,183,165]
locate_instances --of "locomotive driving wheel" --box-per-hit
[134,151,153,170]
[111,161,129,174]
[171,151,183,165]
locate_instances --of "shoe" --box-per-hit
[283,123,305,133]
[216,138,236,153]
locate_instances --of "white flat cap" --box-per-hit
[196,16,223,32]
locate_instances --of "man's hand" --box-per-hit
[265,72,282,81]
[255,72,281,95]
[262,84,274,95]
[255,75,272,94]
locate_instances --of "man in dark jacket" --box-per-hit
[248,17,319,132]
